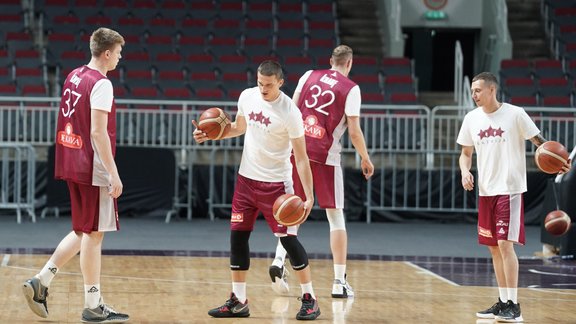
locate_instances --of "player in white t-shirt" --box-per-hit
[457,72,570,322]
[193,61,320,321]
[270,45,374,299]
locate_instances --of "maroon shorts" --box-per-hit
[292,156,343,209]
[67,181,119,234]
[230,174,298,235]
[478,194,525,246]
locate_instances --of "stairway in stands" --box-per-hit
[507,0,550,60]
[336,0,384,57]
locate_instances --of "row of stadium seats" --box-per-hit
[542,0,576,60]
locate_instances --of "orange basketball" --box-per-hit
[273,193,306,226]
[535,141,569,174]
[197,107,231,140]
[544,210,571,236]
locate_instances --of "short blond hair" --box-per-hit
[331,45,353,66]
[89,27,125,57]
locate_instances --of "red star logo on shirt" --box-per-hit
[478,126,505,139]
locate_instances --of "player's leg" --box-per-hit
[494,194,524,322]
[209,175,256,318]
[279,235,321,320]
[22,181,84,318]
[476,196,508,319]
[78,184,128,323]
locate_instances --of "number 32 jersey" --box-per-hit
[55,65,117,185]
[294,69,361,166]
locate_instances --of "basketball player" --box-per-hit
[193,60,321,320]
[457,72,570,322]
[270,45,374,298]
[22,28,129,323]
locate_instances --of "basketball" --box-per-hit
[197,107,231,140]
[535,141,569,174]
[273,193,306,226]
[544,210,571,236]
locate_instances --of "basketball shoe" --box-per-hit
[495,301,523,322]
[81,299,129,323]
[269,264,290,295]
[331,275,354,298]
[476,298,506,319]
[22,277,49,318]
[296,293,320,320]
[208,292,250,318]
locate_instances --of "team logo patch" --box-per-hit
[231,212,244,222]
[303,115,326,139]
[477,126,505,139]
[57,122,83,149]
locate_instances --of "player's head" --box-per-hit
[330,45,353,76]
[471,72,498,107]
[90,27,125,71]
[257,60,284,102]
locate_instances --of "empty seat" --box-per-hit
[384,75,415,93]
[500,59,532,78]
[381,57,411,76]
[503,77,538,97]
[539,77,572,96]
[509,96,538,107]
[541,96,572,107]
[533,60,565,78]
[215,54,250,73]
[388,92,418,105]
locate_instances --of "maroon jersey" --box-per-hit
[296,69,357,165]
[54,66,117,185]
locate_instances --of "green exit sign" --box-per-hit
[424,10,447,20]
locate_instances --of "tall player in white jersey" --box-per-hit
[270,45,374,298]
[457,72,570,322]
[194,60,321,320]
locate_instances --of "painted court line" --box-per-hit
[404,261,460,287]
[1,254,10,267]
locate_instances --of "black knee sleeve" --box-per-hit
[230,230,251,271]
[280,235,309,270]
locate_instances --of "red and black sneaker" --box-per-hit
[296,293,320,320]
[208,292,250,318]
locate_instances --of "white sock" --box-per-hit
[273,240,287,267]
[232,282,247,304]
[300,282,316,299]
[507,288,518,304]
[334,264,346,282]
[498,287,508,302]
[38,261,58,287]
[84,284,101,309]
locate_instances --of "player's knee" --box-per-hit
[230,230,251,271]
[326,208,346,231]
[280,235,309,270]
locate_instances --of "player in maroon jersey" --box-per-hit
[270,45,374,298]
[22,28,129,323]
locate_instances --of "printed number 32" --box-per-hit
[304,85,334,116]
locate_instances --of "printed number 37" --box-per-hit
[61,88,82,118]
[304,85,334,116]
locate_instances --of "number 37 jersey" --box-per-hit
[55,65,117,185]
[295,69,360,166]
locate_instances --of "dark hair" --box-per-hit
[257,60,284,80]
[331,45,353,66]
[472,72,498,88]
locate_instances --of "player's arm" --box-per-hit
[459,145,474,191]
[193,113,247,143]
[529,133,546,147]
[347,116,374,180]
[291,136,314,217]
[91,109,122,198]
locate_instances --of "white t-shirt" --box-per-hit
[295,70,362,117]
[237,87,305,182]
[90,78,114,112]
[456,103,540,196]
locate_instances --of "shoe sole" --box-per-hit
[476,313,496,319]
[296,309,321,320]
[495,316,524,323]
[208,312,250,318]
[81,317,130,323]
[22,282,48,318]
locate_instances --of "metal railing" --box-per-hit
[0,142,36,223]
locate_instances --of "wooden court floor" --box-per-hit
[1,254,575,323]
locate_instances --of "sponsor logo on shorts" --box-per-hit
[478,226,492,238]
[231,212,243,222]
[496,220,509,227]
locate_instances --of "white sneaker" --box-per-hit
[331,278,354,298]
[269,265,290,295]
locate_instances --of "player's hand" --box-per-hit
[191,120,208,143]
[302,198,314,220]
[560,159,572,174]
[461,171,474,191]
[108,174,123,198]
[361,158,374,180]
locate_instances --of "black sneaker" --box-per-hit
[81,301,129,323]
[269,264,290,294]
[496,301,523,322]
[476,298,506,319]
[208,293,250,318]
[296,293,320,320]
[22,277,49,318]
